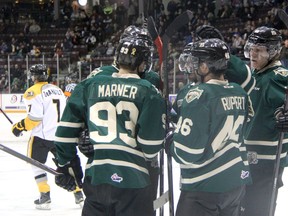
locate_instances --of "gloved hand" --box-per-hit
[11,119,26,137]
[55,155,83,192]
[275,105,288,132]
[78,128,94,157]
[164,130,174,156]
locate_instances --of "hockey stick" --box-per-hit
[0,143,62,176]
[155,10,193,216]
[147,16,163,67]
[268,88,288,216]
[277,9,288,29]
[0,107,14,124]
[147,16,164,92]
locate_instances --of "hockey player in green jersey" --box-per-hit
[172,25,256,119]
[166,38,252,216]
[242,26,288,216]
[78,25,162,216]
[54,35,166,216]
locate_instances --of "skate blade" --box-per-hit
[35,203,51,210]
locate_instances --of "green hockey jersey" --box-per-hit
[87,65,161,89]
[244,61,288,167]
[225,55,256,94]
[171,79,252,192]
[172,55,255,118]
[55,72,166,188]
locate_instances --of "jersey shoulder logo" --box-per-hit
[26,91,34,98]
[273,68,288,77]
[87,68,103,78]
[185,87,203,103]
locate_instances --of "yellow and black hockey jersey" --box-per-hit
[23,82,66,141]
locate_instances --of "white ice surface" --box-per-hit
[0,113,287,215]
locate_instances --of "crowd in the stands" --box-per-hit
[0,0,288,93]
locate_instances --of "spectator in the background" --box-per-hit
[11,3,19,25]
[167,0,177,20]
[85,32,97,51]
[10,64,22,84]
[217,4,232,19]
[128,0,137,25]
[1,4,11,24]
[30,45,41,58]
[105,42,115,56]
[54,47,63,58]
[11,80,21,93]
[62,38,73,52]
[0,75,8,92]
[103,0,113,15]
[29,20,41,34]
[115,1,127,26]
[0,40,9,55]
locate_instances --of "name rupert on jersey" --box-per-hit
[221,96,245,111]
[98,84,138,99]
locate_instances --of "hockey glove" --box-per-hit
[78,128,94,157]
[164,130,174,156]
[11,119,26,137]
[275,105,288,132]
[55,155,83,192]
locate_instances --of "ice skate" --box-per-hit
[74,191,84,207]
[34,192,51,210]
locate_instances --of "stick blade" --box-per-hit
[277,9,288,29]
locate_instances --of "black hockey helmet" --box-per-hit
[244,26,282,60]
[29,64,48,81]
[190,38,230,74]
[120,25,154,48]
[66,72,78,82]
[195,25,224,41]
[116,36,153,73]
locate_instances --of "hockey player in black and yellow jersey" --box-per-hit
[242,26,288,216]
[167,39,252,216]
[11,64,83,210]
[54,35,166,215]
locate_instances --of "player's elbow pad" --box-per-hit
[24,117,41,130]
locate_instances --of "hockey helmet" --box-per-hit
[116,36,153,73]
[244,26,282,60]
[66,72,78,83]
[195,25,224,41]
[189,38,230,74]
[29,64,48,82]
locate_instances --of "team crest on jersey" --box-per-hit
[185,87,203,103]
[273,68,288,77]
[87,68,103,78]
[111,173,123,183]
[26,91,34,97]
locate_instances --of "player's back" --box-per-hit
[81,73,166,188]
[24,82,66,140]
